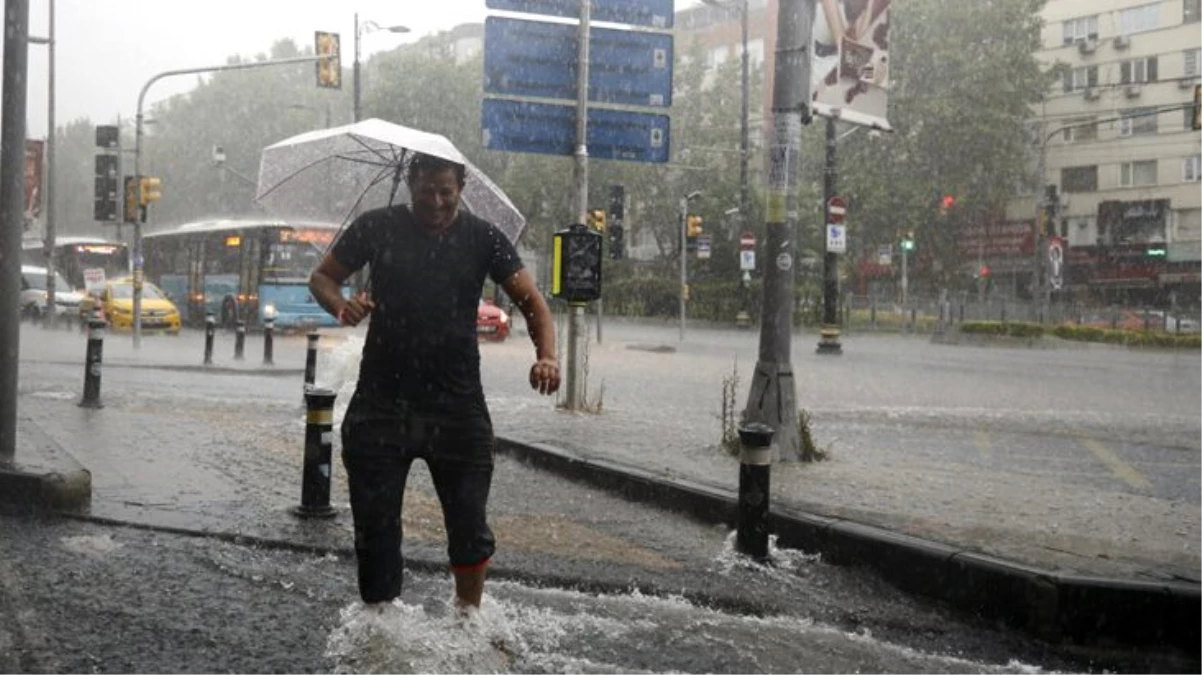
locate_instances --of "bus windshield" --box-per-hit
[74,244,129,277]
[263,240,324,282]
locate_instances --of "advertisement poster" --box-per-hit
[811,0,892,130]
[24,139,44,222]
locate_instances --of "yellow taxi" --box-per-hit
[79,278,182,335]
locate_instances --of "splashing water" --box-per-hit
[712,530,822,576]
[316,335,364,426]
[326,596,520,674]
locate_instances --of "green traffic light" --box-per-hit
[900,240,915,252]
[1146,247,1166,257]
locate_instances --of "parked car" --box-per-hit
[19,265,84,320]
[477,298,511,341]
[79,278,182,335]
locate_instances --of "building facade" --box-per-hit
[1006,0,1201,306]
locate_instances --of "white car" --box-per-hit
[20,265,84,320]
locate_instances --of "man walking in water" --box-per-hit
[309,152,560,612]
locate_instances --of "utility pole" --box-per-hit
[2,0,32,461]
[565,0,591,410]
[743,0,813,462]
[816,117,842,354]
[679,191,702,341]
[28,0,55,320]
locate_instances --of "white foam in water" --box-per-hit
[316,335,363,426]
[712,530,822,576]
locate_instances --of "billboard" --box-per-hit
[811,0,892,130]
[24,139,44,222]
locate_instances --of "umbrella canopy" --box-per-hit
[255,118,526,243]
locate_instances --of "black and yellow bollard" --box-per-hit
[79,317,106,409]
[303,332,319,393]
[234,319,246,361]
[294,387,337,519]
[736,421,774,561]
[203,312,216,365]
[263,317,274,365]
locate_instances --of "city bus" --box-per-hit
[21,236,131,292]
[142,219,347,330]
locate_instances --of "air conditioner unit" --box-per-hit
[1113,35,1130,50]
[1083,87,1100,100]
[1077,39,1097,54]
[1125,83,1143,98]
[1179,78,1197,89]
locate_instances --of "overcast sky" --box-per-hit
[23,0,703,139]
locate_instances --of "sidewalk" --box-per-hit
[3,322,1199,665]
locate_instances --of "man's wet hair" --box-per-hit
[407,153,466,187]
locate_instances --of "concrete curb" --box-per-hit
[494,436,1201,656]
[26,358,304,377]
[0,422,91,514]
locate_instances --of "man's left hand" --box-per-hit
[529,357,560,396]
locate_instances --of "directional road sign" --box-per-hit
[482,98,670,163]
[484,17,672,108]
[485,0,675,29]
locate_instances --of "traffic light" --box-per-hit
[139,176,162,207]
[587,208,606,233]
[93,154,118,221]
[686,214,703,238]
[1146,245,1167,258]
[939,194,956,213]
[900,230,915,251]
[609,224,624,260]
[123,175,139,223]
[315,31,341,89]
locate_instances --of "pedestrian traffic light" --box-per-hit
[315,31,341,89]
[587,208,606,233]
[686,214,703,238]
[552,223,603,303]
[93,154,118,222]
[609,224,624,260]
[139,176,162,206]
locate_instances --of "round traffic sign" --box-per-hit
[740,231,756,249]
[827,196,846,223]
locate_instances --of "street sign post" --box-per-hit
[485,0,674,28]
[484,17,672,107]
[482,98,670,163]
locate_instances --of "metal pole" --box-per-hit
[234,319,246,360]
[304,332,319,392]
[132,55,325,350]
[353,13,361,123]
[1034,132,1048,322]
[817,117,842,354]
[679,196,688,341]
[42,0,56,321]
[901,246,908,307]
[739,0,750,228]
[1,0,32,461]
[79,318,104,409]
[263,317,274,365]
[565,0,591,411]
[203,312,215,365]
[743,0,811,461]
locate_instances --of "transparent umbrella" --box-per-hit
[255,118,526,243]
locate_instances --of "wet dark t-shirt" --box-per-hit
[331,205,523,419]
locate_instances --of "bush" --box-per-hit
[959,321,1045,338]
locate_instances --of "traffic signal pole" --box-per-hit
[817,117,842,355]
[130,54,324,348]
[565,0,591,411]
[743,0,813,462]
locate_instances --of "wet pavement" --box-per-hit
[4,319,1200,672]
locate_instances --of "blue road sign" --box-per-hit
[484,17,672,108]
[485,0,674,29]
[481,98,670,163]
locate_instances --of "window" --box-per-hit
[1061,165,1098,192]
[1186,0,1201,23]
[1062,65,1098,92]
[1118,3,1160,35]
[1120,56,1159,84]
[1120,160,1158,187]
[1185,49,1201,77]
[1062,15,1099,45]
[1119,107,1159,136]
[1185,155,1202,182]
[1063,117,1098,142]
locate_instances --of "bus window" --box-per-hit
[263,240,323,282]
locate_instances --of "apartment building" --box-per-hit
[1007,0,1201,305]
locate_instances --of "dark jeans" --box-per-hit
[342,406,496,604]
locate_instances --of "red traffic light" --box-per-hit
[979,265,990,277]
[940,194,956,210]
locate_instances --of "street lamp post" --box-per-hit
[29,0,55,323]
[353,13,409,123]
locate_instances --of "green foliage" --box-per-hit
[1052,325,1202,349]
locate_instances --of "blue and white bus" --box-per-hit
[142,219,347,330]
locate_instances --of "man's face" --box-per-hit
[408,168,462,230]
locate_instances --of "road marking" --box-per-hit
[1077,436,1151,490]
[974,430,990,460]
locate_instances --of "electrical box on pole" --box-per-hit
[551,223,603,303]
